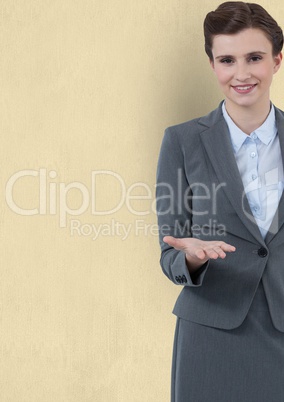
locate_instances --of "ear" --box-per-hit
[273,52,282,74]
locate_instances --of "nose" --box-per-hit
[235,62,251,81]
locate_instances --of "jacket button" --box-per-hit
[175,275,187,284]
[181,275,188,284]
[258,247,268,258]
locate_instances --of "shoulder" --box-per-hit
[164,101,224,144]
[274,104,284,117]
[271,104,284,132]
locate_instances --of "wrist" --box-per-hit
[185,253,208,274]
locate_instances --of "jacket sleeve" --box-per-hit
[156,127,210,287]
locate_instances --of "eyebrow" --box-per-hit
[215,51,267,60]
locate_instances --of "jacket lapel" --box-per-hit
[265,106,284,244]
[198,103,265,245]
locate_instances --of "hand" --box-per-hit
[163,236,236,272]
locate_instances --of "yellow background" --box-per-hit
[1,0,284,400]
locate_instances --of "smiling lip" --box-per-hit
[232,84,257,94]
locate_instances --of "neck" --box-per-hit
[225,98,271,135]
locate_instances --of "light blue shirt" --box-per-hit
[222,101,284,238]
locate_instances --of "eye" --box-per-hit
[249,55,262,62]
[220,58,234,64]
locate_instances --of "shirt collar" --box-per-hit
[222,101,277,153]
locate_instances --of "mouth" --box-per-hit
[232,84,257,94]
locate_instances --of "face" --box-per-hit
[210,28,282,112]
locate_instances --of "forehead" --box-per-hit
[211,28,273,55]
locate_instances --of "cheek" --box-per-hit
[253,64,273,81]
[214,68,232,85]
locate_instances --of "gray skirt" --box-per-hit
[171,280,284,402]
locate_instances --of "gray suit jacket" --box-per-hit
[156,101,284,331]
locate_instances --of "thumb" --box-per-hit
[163,236,184,250]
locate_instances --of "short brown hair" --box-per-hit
[204,1,283,61]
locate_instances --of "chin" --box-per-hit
[227,94,259,108]
[235,100,256,107]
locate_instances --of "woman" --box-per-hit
[156,2,284,401]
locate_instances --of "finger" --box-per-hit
[204,244,234,259]
[216,242,236,252]
[199,245,226,259]
[204,248,220,259]
[163,236,184,250]
[194,248,207,260]
[211,247,226,259]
